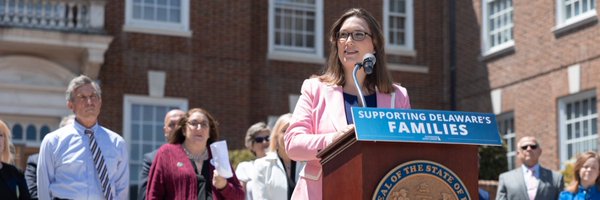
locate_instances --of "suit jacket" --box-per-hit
[284,78,411,200]
[496,165,564,200]
[252,152,305,200]
[138,149,158,200]
[25,154,39,200]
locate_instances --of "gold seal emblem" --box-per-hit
[373,160,469,200]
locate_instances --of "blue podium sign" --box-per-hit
[351,107,502,146]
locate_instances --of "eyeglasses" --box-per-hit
[520,144,538,150]
[337,31,372,42]
[187,121,209,129]
[254,136,270,143]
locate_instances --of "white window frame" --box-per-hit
[497,112,516,170]
[267,0,325,64]
[123,0,192,37]
[383,0,415,56]
[123,95,188,186]
[558,90,598,167]
[481,0,514,56]
[555,0,597,33]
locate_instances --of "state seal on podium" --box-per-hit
[372,160,470,200]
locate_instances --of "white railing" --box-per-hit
[0,0,105,32]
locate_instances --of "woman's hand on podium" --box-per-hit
[333,124,355,142]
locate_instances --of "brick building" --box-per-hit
[0,0,452,198]
[460,0,600,177]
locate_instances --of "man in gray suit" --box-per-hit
[496,136,564,200]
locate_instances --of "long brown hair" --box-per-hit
[169,108,220,145]
[566,151,600,193]
[320,8,394,94]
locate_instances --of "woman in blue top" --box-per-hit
[559,151,600,200]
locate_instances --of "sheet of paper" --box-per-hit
[209,140,233,178]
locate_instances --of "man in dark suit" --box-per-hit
[496,136,564,200]
[138,109,185,200]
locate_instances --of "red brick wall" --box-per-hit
[463,0,600,170]
[98,1,450,150]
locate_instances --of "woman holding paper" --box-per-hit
[146,108,244,199]
[284,8,411,200]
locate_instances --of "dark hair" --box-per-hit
[567,151,600,193]
[169,108,219,145]
[319,8,394,94]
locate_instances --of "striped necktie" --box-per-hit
[85,129,113,200]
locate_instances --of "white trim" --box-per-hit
[267,51,326,64]
[383,0,415,53]
[124,0,191,37]
[491,89,502,115]
[558,90,598,168]
[387,63,428,73]
[148,71,167,97]
[267,0,324,63]
[497,112,516,170]
[123,25,192,37]
[568,64,581,94]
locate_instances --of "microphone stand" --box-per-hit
[352,63,367,108]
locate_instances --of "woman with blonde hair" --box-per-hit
[559,151,600,199]
[253,113,303,200]
[0,119,29,199]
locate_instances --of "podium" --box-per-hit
[317,129,479,199]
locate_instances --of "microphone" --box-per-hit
[362,53,376,75]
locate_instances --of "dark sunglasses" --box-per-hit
[520,144,538,150]
[254,136,270,143]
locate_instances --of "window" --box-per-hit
[497,112,516,170]
[124,0,191,37]
[123,95,187,197]
[268,0,324,63]
[481,0,514,56]
[383,0,415,55]
[12,124,23,140]
[556,0,597,31]
[559,90,597,165]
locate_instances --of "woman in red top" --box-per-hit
[146,108,244,200]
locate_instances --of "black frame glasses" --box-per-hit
[254,136,270,143]
[337,31,372,41]
[520,144,538,150]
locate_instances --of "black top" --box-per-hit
[343,92,377,124]
[0,162,30,200]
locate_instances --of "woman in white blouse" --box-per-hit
[253,114,304,200]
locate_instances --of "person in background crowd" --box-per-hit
[25,114,75,200]
[146,108,244,199]
[253,113,304,199]
[235,122,271,199]
[496,136,563,200]
[0,119,30,200]
[138,109,185,200]
[284,8,411,200]
[559,151,600,200]
[37,75,129,199]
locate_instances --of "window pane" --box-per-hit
[26,125,36,141]
[170,0,180,7]
[12,124,22,140]
[133,5,142,19]
[143,105,153,121]
[157,0,167,6]
[157,7,167,21]
[132,123,141,140]
[169,8,180,22]
[132,105,141,121]
[143,125,153,140]
[40,125,50,140]
[131,143,140,160]
[143,6,155,20]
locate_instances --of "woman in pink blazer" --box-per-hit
[284,8,411,200]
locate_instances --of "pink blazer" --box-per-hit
[284,78,411,200]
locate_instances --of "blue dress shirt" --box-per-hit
[37,121,129,200]
[559,185,600,200]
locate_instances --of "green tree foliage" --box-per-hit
[479,145,508,180]
[229,149,255,169]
